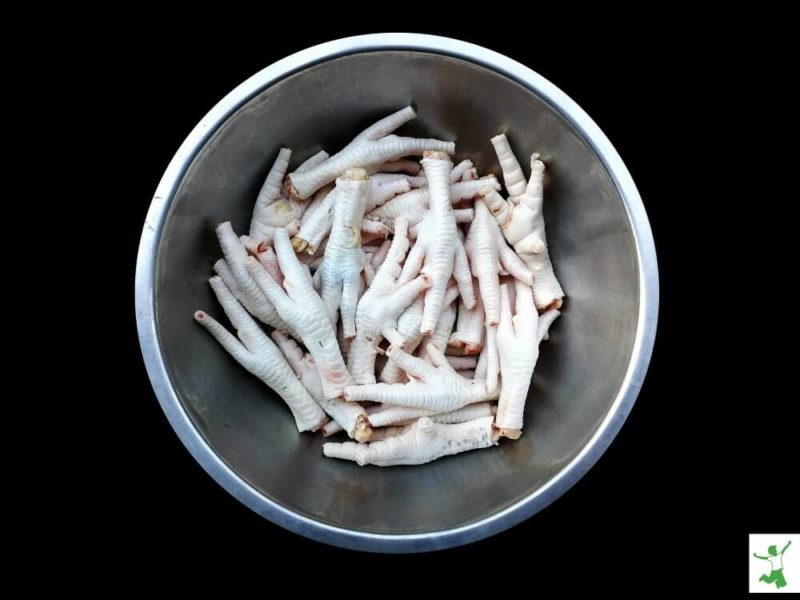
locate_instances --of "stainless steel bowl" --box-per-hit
[136,33,658,552]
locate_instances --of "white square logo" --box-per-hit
[750,534,799,593]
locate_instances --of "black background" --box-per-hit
[100,25,795,591]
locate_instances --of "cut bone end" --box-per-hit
[463,343,482,356]
[354,415,373,443]
[283,176,303,200]
[499,427,522,440]
[423,150,450,161]
[194,311,206,322]
[291,236,309,253]
[490,133,508,145]
[342,168,368,181]
[542,298,564,312]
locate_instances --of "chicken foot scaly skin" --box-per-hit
[368,239,392,272]
[378,296,423,384]
[245,228,355,399]
[249,148,301,241]
[358,218,391,241]
[194,277,326,432]
[296,150,330,173]
[461,168,478,182]
[483,134,564,310]
[379,284,459,383]
[366,424,412,442]
[369,173,427,189]
[317,169,371,337]
[446,356,477,370]
[284,150,330,220]
[368,401,495,429]
[345,343,496,412]
[450,159,474,182]
[215,222,289,331]
[494,281,542,439]
[407,209,475,238]
[300,183,334,222]
[321,400,496,437]
[238,239,284,286]
[365,177,499,230]
[466,198,535,325]
[416,292,457,364]
[271,331,371,442]
[286,106,455,199]
[212,257,290,336]
[397,152,475,334]
[322,415,498,466]
[484,324,500,394]
[365,179,412,212]
[292,180,399,255]
[292,186,337,255]
[478,308,559,434]
[450,280,484,355]
[490,134,527,197]
[348,217,432,384]
[249,220,300,248]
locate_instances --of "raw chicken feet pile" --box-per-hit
[194,107,563,467]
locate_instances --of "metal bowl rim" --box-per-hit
[134,32,659,553]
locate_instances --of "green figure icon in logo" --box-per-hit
[754,540,792,589]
